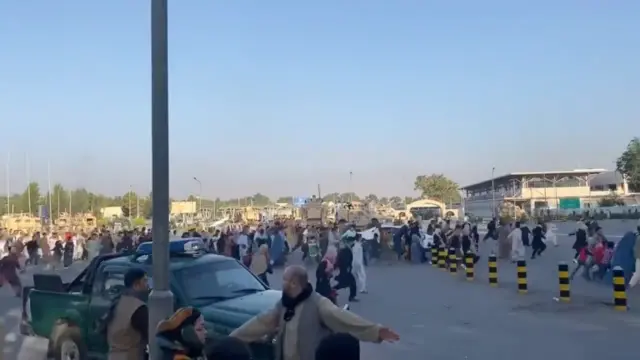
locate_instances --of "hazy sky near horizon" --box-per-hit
[1,1,638,199]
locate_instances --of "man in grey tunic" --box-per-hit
[231,265,399,360]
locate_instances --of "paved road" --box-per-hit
[4,225,640,359]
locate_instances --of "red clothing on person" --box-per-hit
[577,247,590,263]
[592,243,605,264]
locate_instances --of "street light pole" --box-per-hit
[349,171,353,203]
[193,177,202,215]
[148,0,173,358]
[491,167,496,219]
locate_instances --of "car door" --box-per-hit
[86,265,128,356]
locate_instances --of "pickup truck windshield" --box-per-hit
[177,259,267,305]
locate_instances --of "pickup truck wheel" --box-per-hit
[53,325,87,360]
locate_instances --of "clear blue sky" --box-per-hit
[1,1,638,199]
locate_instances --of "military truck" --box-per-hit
[302,196,324,226]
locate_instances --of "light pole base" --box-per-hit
[148,289,174,359]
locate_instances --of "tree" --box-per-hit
[364,194,378,203]
[379,197,389,204]
[322,193,340,202]
[338,192,360,202]
[51,183,69,217]
[598,193,625,207]
[414,174,461,203]
[70,188,91,214]
[143,192,153,218]
[20,182,41,215]
[276,196,292,203]
[616,137,640,192]
[250,193,271,205]
[121,191,139,218]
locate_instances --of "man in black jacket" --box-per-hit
[483,218,497,241]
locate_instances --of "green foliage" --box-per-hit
[20,182,41,214]
[616,137,640,192]
[321,193,361,202]
[120,191,146,218]
[597,193,625,207]
[364,194,378,203]
[132,217,147,226]
[414,174,461,203]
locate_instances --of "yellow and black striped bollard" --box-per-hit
[612,266,627,311]
[438,246,446,270]
[516,259,528,294]
[558,262,570,302]
[448,247,457,274]
[488,254,498,287]
[431,246,438,267]
[464,252,474,281]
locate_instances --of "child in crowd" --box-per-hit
[570,244,593,281]
[591,240,615,280]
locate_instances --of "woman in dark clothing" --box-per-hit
[63,235,74,268]
[393,225,407,261]
[470,224,480,252]
[461,229,472,255]
[531,224,547,259]
[334,244,358,302]
[432,226,443,249]
[316,252,336,304]
[0,247,23,297]
[520,225,531,247]
[53,240,63,267]
[216,233,227,255]
[448,225,462,258]
[409,224,422,264]
[569,222,588,260]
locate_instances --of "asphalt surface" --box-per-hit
[4,219,640,359]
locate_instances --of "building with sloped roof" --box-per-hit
[461,168,629,219]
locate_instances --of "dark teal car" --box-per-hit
[23,238,277,360]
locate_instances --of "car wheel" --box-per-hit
[53,325,87,360]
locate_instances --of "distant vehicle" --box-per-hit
[22,238,277,360]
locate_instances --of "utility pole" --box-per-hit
[129,185,133,222]
[26,153,31,214]
[491,167,496,219]
[48,160,53,223]
[6,153,10,215]
[148,0,173,358]
[193,177,202,215]
[349,171,353,203]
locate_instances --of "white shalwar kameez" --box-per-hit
[351,241,367,293]
[508,227,525,261]
[545,223,558,246]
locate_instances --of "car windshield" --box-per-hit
[177,259,267,305]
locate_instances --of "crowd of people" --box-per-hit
[0,227,155,296]
[409,216,639,286]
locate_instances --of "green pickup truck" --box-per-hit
[21,238,278,360]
